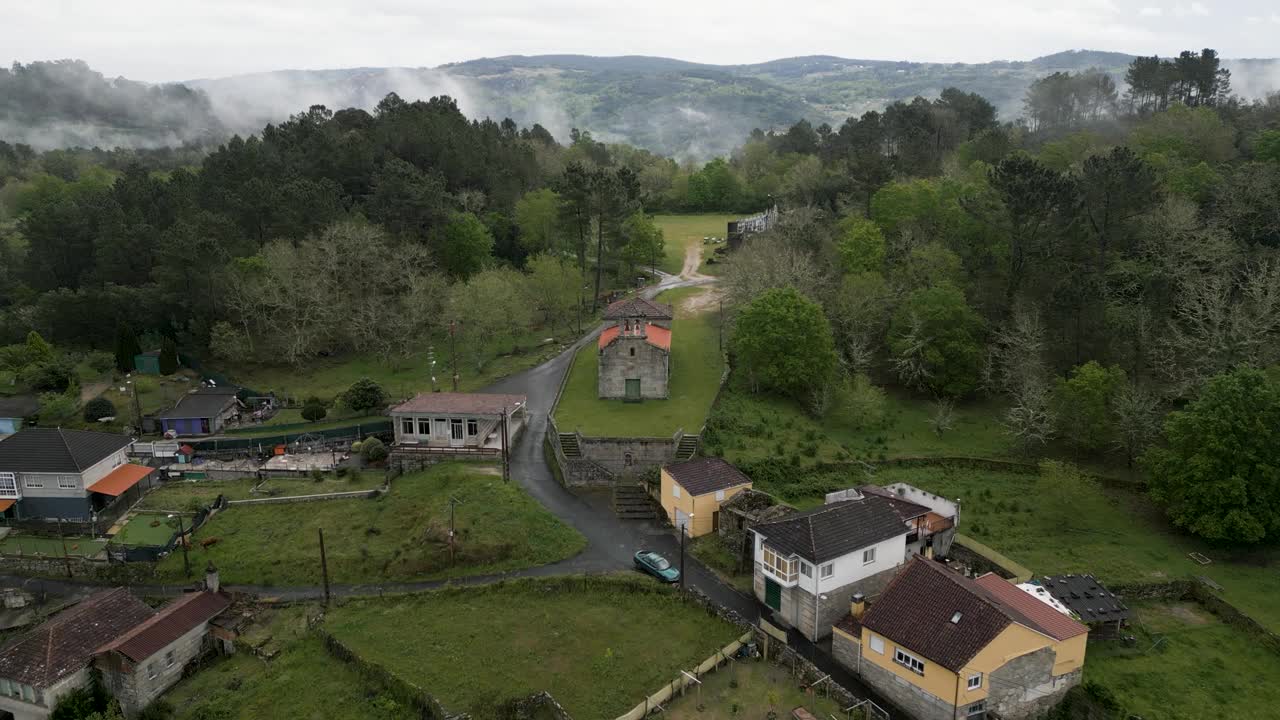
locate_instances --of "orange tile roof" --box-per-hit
[0,499,14,512]
[86,464,153,496]
[598,323,671,352]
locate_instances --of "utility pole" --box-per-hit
[500,408,509,483]
[679,523,686,588]
[318,528,331,605]
[170,514,190,578]
[447,496,463,565]
[57,518,72,579]
[131,381,144,438]
[449,321,459,392]
[718,300,723,354]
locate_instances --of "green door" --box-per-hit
[765,578,782,610]
[624,378,641,402]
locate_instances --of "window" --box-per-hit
[58,475,78,490]
[761,546,798,582]
[165,650,176,668]
[894,648,926,675]
[862,547,876,565]
[629,347,636,356]
[401,418,414,435]
[434,418,448,436]
[820,563,834,579]
[672,485,681,498]
[467,419,478,436]
[0,472,16,495]
[417,418,431,435]
[20,684,33,702]
[967,672,983,690]
[715,489,725,501]
[623,453,633,467]
[147,663,158,680]
[869,635,885,654]
[23,475,43,489]
[800,562,812,578]
[966,701,986,717]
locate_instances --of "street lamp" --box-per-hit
[168,513,190,578]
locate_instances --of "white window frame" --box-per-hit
[147,663,158,680]
[417,418,431,436]
[23,475,43,489]
[799,561,812,578]
[819,563,834,579]
[869,635,885,654]
[401,418,414,436]
[715,489,725,502]
[165,650,176,668]
[58,474,78,490]
[672,485,681,498]
[894,647,926,675]
[466,419,478,436]
[0,472,17,493]
[761,546,798,583]
[863,547,876,565]
[966,700,986,716]
[967,672,983,690]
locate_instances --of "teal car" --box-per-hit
[634,550,680,583]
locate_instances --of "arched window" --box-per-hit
[630,347,636,356]
[624,452,633,466]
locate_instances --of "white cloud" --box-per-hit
[1174,2,1211,16]
[1139,6,1164,16]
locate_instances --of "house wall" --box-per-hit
[659,469,750,538]
[392,411,519,450]
[882,483,960,526]
[988,647,1081,720]
[0,667,91,720]
[102,622,211,717]
[598,336,669,399]
[831,624,861,673]
[12,448,130,520]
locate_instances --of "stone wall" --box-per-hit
[832,626,861,673]
[796,568,900,641]
[598,335,669,400]
[0,554,158,583]
[988,647,1080,720]
[576,436,676,478]
[102,623,213,717]
[858,656,955,720]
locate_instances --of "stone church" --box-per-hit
[598,296,673,400]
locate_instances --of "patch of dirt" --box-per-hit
[80,381,110,403]
[677,287,724,316]
[1165,604,1212,625]
[680,244,713,283]
[471,465,502,476]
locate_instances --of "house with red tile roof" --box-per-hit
[390,392,527,452]
[598,298,673,401]
[832,557,1087,720]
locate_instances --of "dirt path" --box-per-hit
[80,381,110,403]
[680,243,713,282]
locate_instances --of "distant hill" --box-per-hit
[0,60,224,150]
[5,52,1279,159]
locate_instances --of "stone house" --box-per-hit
[156,386,241,436]
[598,297,673,401]
[833,557,1087,720]
[717,489,794,570]
[96,588,231,717]
[0,429,156,521]
[659,458,752,538]
[0,588,155,720]
[751,486,950,641]
[390,392,527,451]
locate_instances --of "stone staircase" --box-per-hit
[675,434,699,461]
[559,433,582,458]
[613,483,659,521]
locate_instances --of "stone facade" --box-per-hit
[857,653,957,720]
[577,437,677,477]
[988,647,1080,720]
[99,622,214,717]
[598,335,669,400]
[831,627,861,673]
[755,564,900,641]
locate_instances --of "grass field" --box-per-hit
[0,535,106,558]
[664,659,846,720]
[554,287,724,437]
[653,214,738,275]
[690,535,753,595]
[99,371,201,419]
[113,513,182,546]
[750,465,1280,634]
[324,577,741,719]
[135,478,261,510]
[223,414,387,438]
[1085,602,1280,720]
[165,606,416,720]
[155,463,585,586]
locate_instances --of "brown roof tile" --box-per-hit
[0,588,154,687]
[973,575,1089,641]
[100,591,231,663]
[603,297,673,321]
[391,392,527,415]
[664,458,752,496]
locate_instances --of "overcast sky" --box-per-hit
[5,0,1280,81]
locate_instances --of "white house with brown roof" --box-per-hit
[390,392,527,452]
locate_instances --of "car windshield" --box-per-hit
[650,555,671,570]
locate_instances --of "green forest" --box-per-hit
[3,48,1280,544]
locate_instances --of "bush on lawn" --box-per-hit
[83,397,116,423]
[361,436,388,463]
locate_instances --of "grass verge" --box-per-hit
[653,214,738,275]
[554,286,724,437]
[154,462,585,586]
[323,576,741,719]
[664,659,846,719]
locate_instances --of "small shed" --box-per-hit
[133,350,162,375]
[0,395,40,436]
[1038,573,1131,636]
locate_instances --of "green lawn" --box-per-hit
[664,659,847,720]
[554,287,724,437]
[135,478,262,510]
[99,370,201,418]
[748,464,1280,635]
[224,414,387,437]
[0,535,106,558]
[323,577,741,719]
[1085,602,1280,720]
[165,606,416,720]
[653,214,738,275]
[690,535,753,595]
[113,513,183,546]
[155,463,585,585]
[259,471,385,496]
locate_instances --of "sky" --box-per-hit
[4,0,1280,81]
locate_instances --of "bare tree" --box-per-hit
[721,236,829,310]
[1004,378,1055,455]
[928,398,956,437]
[1111,381,1163,468]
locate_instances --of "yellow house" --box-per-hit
[831,557,1087,720]
[659,458,752,538]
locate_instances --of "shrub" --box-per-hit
[301,396,327,423]
[24,359,77,393]
[83,397,116,423]
[344,378,389,414]
[361,436,388,463]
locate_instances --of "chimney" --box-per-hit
[850,593,866,620]
[205,562,220,593]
